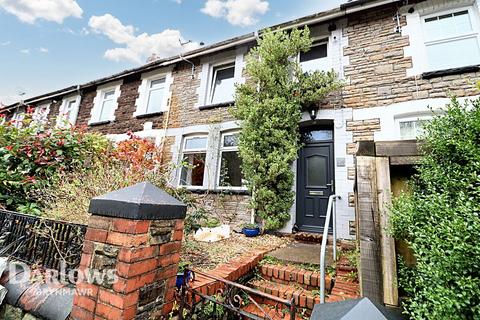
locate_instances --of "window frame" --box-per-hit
[89,81,121,125]
[421,6,480,71]
[396,115,432,140]
[208,62,236,105]
[178,134,209,189]
[57,95,80,127]
[31,102,50,127]
[134,69,173,117]
[11,108,25,128]
[216,131,246,191]
[298,38,329,73]
[145,77,166,114]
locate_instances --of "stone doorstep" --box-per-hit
[259,264,332,291]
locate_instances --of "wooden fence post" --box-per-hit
[355,156,383,303]
[376,157,398,306]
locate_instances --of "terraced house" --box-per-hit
[2,0,480,244]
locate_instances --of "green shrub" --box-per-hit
[233,27,341,230]
[390,96,480,319]
[0,113,109,212]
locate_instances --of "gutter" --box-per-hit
[3,0,401,110]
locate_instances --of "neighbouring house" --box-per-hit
[2,0,479,245]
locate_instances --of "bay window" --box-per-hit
[179,135,208,187]
[218,132,244,188]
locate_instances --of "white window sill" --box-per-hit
[88,120,113,126]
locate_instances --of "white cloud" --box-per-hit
[39,47,49,53]
[20,49,30,54]
[88,14,200,64]
[0,0,82,24]
[201,0,269,27]
[1,41,11,46]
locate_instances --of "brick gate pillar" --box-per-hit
[70,182,186,320]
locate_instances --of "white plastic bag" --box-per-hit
[193,225,231,242]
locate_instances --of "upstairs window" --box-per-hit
[218,132,244,189]
[99,90,115,122]
[299,40,328,73]
[423,8,480,71]
[145,78,166,114]
[180,136,208,187]
[31,103,50,126]
[58,96,80,127]
[11,108,25,128]
[209,63,235,105]
[89,82,121,125]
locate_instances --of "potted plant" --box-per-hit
[241,223,261,237]
[176,261,193,288]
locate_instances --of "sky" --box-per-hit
[0,0,345,105]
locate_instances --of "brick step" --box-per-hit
[259,263,332,291]
[248,279,321,310]
[241,303,298,320]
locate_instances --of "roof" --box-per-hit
[1,0,399,111]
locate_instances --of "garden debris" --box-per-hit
[181,233,291,271]
[193,224,230,242]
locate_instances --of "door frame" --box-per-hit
[295,124,335,233]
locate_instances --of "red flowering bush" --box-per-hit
[0,112,110,213]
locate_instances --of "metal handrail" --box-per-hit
[320,194,340,303]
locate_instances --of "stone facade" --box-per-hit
[342,4,480,109]
[189,193,251,229]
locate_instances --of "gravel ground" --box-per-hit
[180,232,292,271]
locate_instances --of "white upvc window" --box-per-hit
[422,7,480,71]
[299,39,329,73]
[57,95,80,127]
[209,62,235,105]
[11,108,25,128]
[217,131,245,189]
[396,115,431,140]
[134,69,173,117]
[31,103,50,127]
[179,135,208,188]
[89,81,122,125]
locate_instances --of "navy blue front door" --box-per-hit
[296,129,334,233]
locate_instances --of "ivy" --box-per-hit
[390,96,480,319]
[233,27,342,230]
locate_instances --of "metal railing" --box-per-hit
[178,268,296,320]
[319,194,340,303]
[0,210,87,274]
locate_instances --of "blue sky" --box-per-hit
[0,0,344,105]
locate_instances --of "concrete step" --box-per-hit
[259,263,332,291]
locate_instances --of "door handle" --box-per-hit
[326,180,334,192]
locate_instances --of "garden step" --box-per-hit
[241,303,297,320]
[259,263,332,291]
[247,279,321,310]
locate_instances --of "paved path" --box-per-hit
[267,242,334,266]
